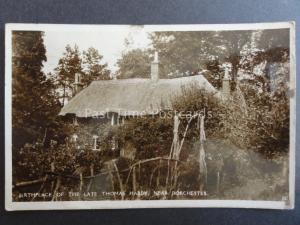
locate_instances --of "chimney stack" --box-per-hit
[222,67,231,98]
[151,52,159,81]
[73,73,83,96]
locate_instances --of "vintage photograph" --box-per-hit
[5,23,295,210]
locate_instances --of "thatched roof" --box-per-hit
[59,75,219,117]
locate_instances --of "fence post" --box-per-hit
[79,172,83,200]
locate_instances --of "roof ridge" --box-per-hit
[91,74,205,84]
[59,74,218,117]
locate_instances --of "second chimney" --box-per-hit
[73,72,83,96]
[222,67,231,98]
[151,52,159,81]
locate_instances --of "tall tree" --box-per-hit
[150,31,254,89]
[116,31,253,82]
[12,31,61,148]
[214,31,253,81]
[82,47,111,85]
[150,31,219,78]
[54,44,82,104]
[238,29,290,93]
[255,29,290,81]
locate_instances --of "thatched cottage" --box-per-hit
[59,53,228,157]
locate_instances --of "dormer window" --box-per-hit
[73,117,79,126]
[111,113,120,126]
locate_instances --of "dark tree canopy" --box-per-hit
[55,45,111,103]
[12,31,62,148]
[54,44,83,103]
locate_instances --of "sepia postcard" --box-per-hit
[5,22,295,210]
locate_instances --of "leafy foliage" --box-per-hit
[116,84,225,161]
[54,45,110,104]
[116,49,151,79]
[54,44,83,104]
[204,59,223,89]
[118,116,174,159]
[224,78,290,158]
[12,31,63,149]
[82,47,110,84]
[149,31,218,78]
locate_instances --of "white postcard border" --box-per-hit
[5,22,296,211]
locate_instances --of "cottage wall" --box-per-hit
[71,115,120,154]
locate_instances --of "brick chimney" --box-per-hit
[151,52,159,81]
[222,67,231,98]
[73,73,83,96]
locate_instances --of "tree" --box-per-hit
[223,29,290,158]
[148,30,253,91]
[82,47,111,85]
[214,31,253,81]
[54,44,82,104]
[12,31,62,148]
[116,49,151,79]
[149,31,255,89]
[149,31,219,78]
[237,29,290,93]
[255,29,289,92]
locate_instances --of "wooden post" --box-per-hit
[113,161,124,200]
[107,163,116,200]
[31,175,48,201]
[51,176,61,201]
[132,166,137,199]
[156,159,161,187]
[87,164,94,192]
[216,171,220,195]
[50,162,55,193]
[79,172,83,200]
[90,163,94,176]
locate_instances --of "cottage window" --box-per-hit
[72,134,78,143]
[92,135,99,151]
[111,137,118,151]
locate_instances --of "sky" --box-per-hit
[43,26,151,74]
[42,25,290,76]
